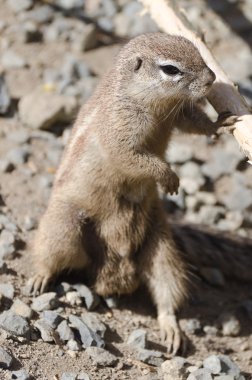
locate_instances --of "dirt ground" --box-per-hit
[0,0,252,379]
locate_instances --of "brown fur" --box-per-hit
[29,33,233,354]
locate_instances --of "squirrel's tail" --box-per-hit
[171,223,252,282]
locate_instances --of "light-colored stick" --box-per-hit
[139,0,252,160]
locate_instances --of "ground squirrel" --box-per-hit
[29,33,237,354]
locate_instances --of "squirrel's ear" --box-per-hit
[134,57,142,72]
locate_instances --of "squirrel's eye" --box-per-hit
[160,65,181,75]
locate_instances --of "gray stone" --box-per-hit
[179,162,205,194]
[73,284,100,310]
[23,5,54,24]
[104,296,118,309]
[214,376,235,380]
[57,320,74,342]
[1,50,27,69]
[85,347,118,367]
[161,357,187,380]
[221,313,241,337]
[81,313,106,338]
[11,369,31,379]
[0,243,15,260]
[22,21,42,43]
[0,283,14,299]
[184,319,201,334]
[19,89,77,130]
[203,325,218,336]
[9,130,29,144]
[167,143,193,164]
[23,216,37,231]
[56,0,84,10]
[77,374,90,380]
[203,355,221,374]
[217,211,243,232]
[127,329,147,349]
[11,299,33,320]
[69,315,104,348]
[200,267,225,287]
[0,346,13,369]
[187,368,213,380]
[0,159,15,173]
[137,348,164,367]
[202,149,243,180]
[32,292,59,312]
[34,319,54,342]
[0,259,7,274]
[71,24,97,52]
[0,75,11,114]
[215,173,252,211]
[66,291,82,306]
[42,310,63,329]
[8,0,33,12]
[0,310,30,337]
[61,373,77,380]
[67,339,81,351]
[218,355,241,378]
[6,146,30,165]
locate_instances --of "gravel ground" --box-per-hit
[0,0,252,379]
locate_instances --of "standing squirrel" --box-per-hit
[28,33,237,354]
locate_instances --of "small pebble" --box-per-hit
[0,283,14,299]
[85,347,118,367]
[127,329,147,349]
[32,292,59,312]
[203,355,221,374]
[0,346,14,369]
[0,310,30,338]
[57,320,74,342]
[11,299,33,320]
[221,313,241,337]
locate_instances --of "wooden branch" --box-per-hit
[139,0,252,161]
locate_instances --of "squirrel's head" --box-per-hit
[117,33,216,104]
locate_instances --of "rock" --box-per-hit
[187,368,213,380]
[0,310,30,338]
[77,374,90,380]
[161,357,187,380]
[61,373,77,380]
[203,355,222,375]
[104,296,118,309]
[0,75,11,115]
[19,89,78,130]
[6,146,30,166]
[23,21,42,43]
[11,299,33,320]
[57,320,74,342]
[11,369,31,379]
[1,50,27,70]
[69,315,104,348]
[202,148,243,180]
[0,242,15,260]
[0,160,15,173]
[23,5,54,24]
[85,347,118,367]
[34,319,54,342]
[56,0,84,10]
[67,339,81,351]
[166,143,194,164]
[137,348,164,367]
[31,292,59,312]
[73,284,100,310]
[184,319,201,334]
[200,267,225,287]
[179,162,205,194]
[215,173,252,211]
[9,130,29,144]
[81,313,106,338]
[127,329,147,349]
[217,211,243,232]
[203,325,218,336]
[0,259,7,274]
[42,311,63,329]
[214,376,235,380]
[8,0,34,12]
[56,282,72,296]
[0,346,13,369]
[23,216,37,231]
[221,313,241,337]
[66,291,82,306]
[71,24,98,52]
[0,283,14,299]
[218,355,241,378]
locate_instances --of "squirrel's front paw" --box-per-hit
[159,170,180,195]
[215,111,240,136]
